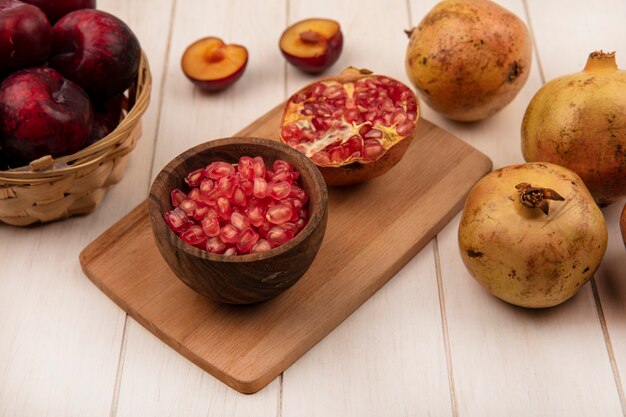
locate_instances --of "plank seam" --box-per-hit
[591,277,626,416]
[109,316,129,417]
[434,237,459,417]
[146,0,179,188]
[522,0,546,84]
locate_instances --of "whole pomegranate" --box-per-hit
[522,51,626,206]
[405,0,532,122]
[458,162,607,308]
[280,67,419,186]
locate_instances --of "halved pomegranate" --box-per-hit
[279,67,419,186]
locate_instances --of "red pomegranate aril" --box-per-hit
[396,120,414,136]
[206,237,227,254]
[167,155,309,256]
[250,239,272,253]
[237,227,259,253]
[272,170,293,183]
[179,225,207,247]
[223,246,238,256]
[268,181,292,200]
[164,209,188,232]
[267,227,294,246]
[296,217,307,231]
[273,160,293,173]
[178,199,197,216]
[253,177,269,198]
[201,216,220,237]
[238,156,254,179]
[171,189,187,207]
[199,178,215,195]
[280,222,299,234]
[220,224,240,244]
[217,175,237,197]
[266,204,293,225]
[205,161,235,180]
[231,211,250,230]
[216,197,231,220]
[192,204,210,220]
[363,139,385,159]
[185,169,205,187]
[392,109,407,124]
[232,186,247,206]
[251,157,266,178]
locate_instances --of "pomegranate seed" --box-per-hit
[300,208,309,219]
[267,227,294,246]
[179,225,207,247]
[311,82,326,96]
[217,175,236,197]
[166,157,309,255]
[258,220,272,238]
[295,217,307,231]
[237,228,259,253]
[206,237,226,254]
[250,239,272,253]
[363,139,385,159]
[231,212,250,230]
[216,196,231,220]
[232,186,247,207]
[267,181,292,200]
[364,128,383,139]
[266,204,293,225]
[280,222,299,234]
[289,185,308,202]
[392,109,407,125]
[201,216,220,237]
[237,156,254,179]
[253,177,268,198]
[185,168,204,187]
[251,156,266,178]
[247,203,265,227]
[220,224,239,244]
[170,188,186,207]
[311,151,331,165]
[223,246,238,256]
[178,199,197,216]
[396,120,414,136]
[204,161,235,179]
[192,203,210,220]
[164,209,188,232]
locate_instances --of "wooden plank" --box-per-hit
[112,0,286,414]
[81,104,492,394]
[526,0,626,412]
[409,0,625,415]
[281,0,455,415]
[0,1,173,416]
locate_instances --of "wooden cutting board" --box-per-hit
[80,104,492,394]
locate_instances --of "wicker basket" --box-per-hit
[0,52,152,226]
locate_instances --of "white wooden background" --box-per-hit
[1,0,625,416]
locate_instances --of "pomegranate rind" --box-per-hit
[280,68,419,186]
[458,162,608,308]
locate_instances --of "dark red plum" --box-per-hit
[86,94,123,145]
[0,0,52,75]
[49,9,140,98]
[0,67,92,161]
[21,0,95,23]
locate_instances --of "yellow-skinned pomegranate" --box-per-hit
[522,51,626,206]
[458,162,607,308]
[405,0,532,121]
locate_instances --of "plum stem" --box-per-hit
[516,183,564,215]
[299,30,323,44]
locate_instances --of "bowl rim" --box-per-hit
[148,136,328,263]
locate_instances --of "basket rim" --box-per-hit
[0,50,152,184]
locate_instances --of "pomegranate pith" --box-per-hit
[280,68,419,186]
[164,156,309,256]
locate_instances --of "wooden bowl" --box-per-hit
[148,137,328,304]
